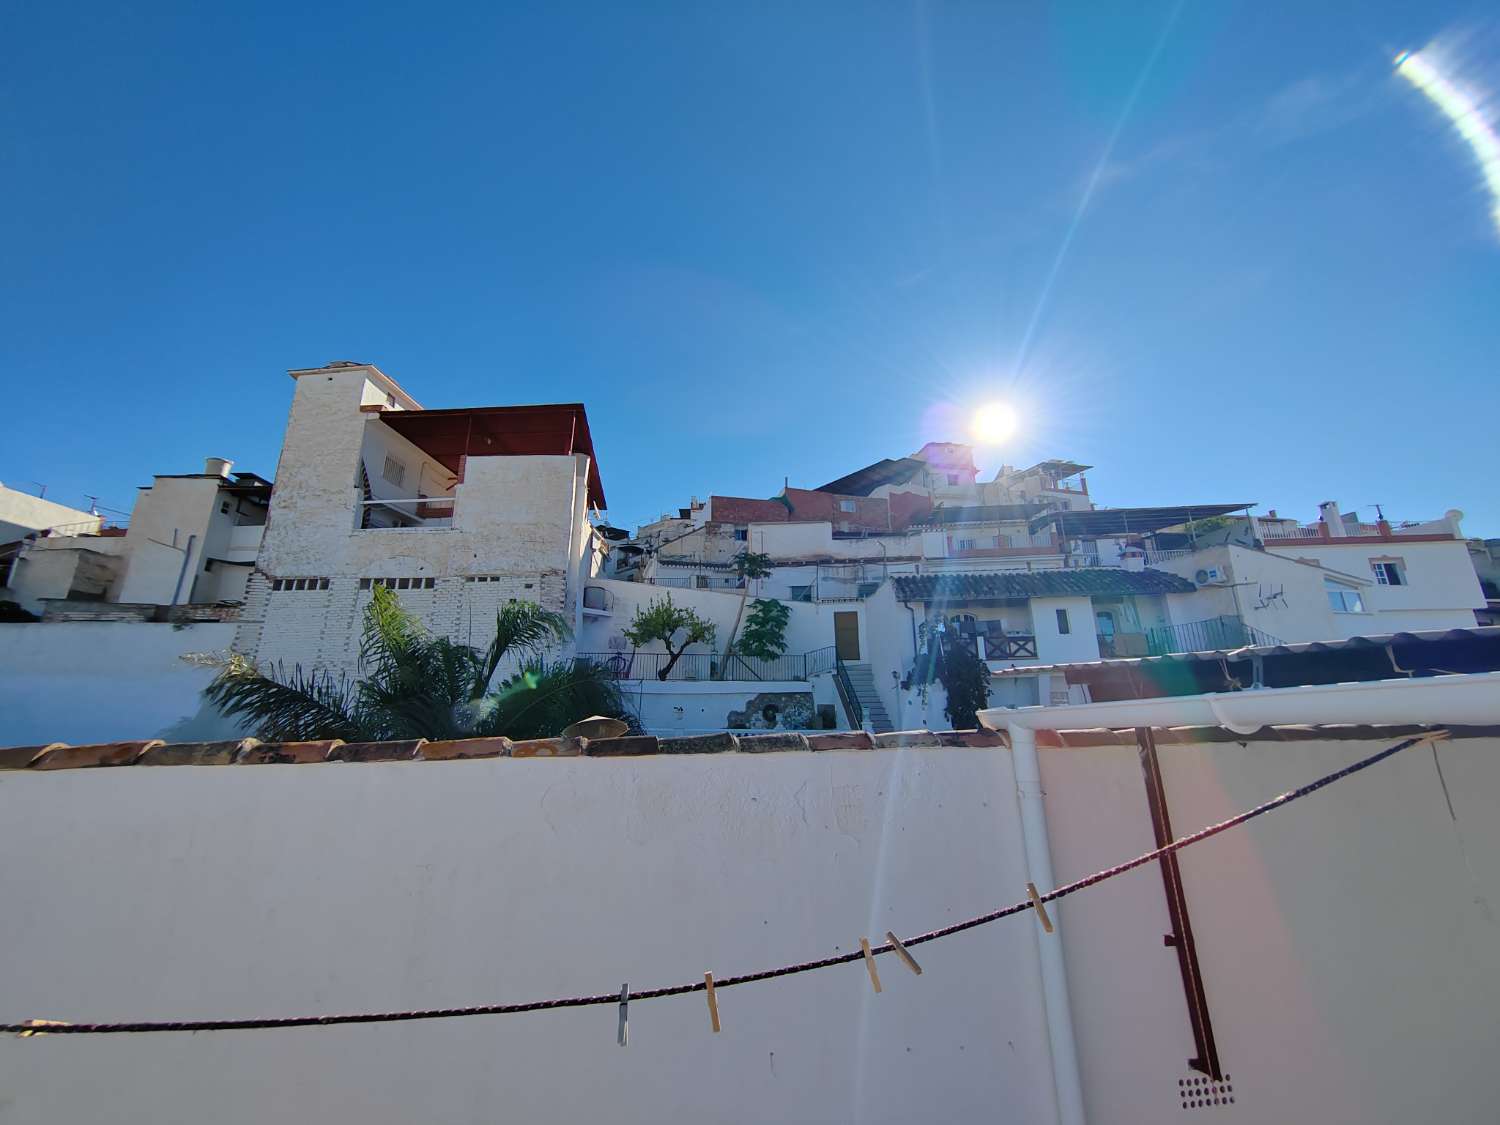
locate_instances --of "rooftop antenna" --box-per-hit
[24,481,46,499]
[84,494,100,516]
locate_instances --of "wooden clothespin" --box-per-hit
[16,1020,70,1038]
[884,931,923,976]
[704,972,721,1033]
[617,983,629,1047]
[860,937,883,994]
[1026,882,1055,934]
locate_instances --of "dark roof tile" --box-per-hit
[891,568,1195,602]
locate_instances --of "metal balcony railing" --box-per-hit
[358,496,455,529]
[1145,616,1283,656]
[577,648,833,682]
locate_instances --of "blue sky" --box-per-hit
[5,2,1499,535]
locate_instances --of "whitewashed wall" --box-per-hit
[0,734,1494,1123]
[0,622,246,744]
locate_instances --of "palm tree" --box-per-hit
[206,585,630,742]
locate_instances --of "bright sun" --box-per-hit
[971,401,1018,445]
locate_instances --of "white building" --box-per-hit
[239,361,605,675]
[2,460,269,619]
[0,483,100,542]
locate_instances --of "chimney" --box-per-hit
[1318,500,1346,538]
[204,457,233,478]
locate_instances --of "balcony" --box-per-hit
[357,496,455,530]
[1143,615,1283,656]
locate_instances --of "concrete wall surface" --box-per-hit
[0,734,1494,1123]
[0,622,246,744]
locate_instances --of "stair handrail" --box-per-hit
[833,655,864,728]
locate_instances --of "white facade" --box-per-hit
[241,363,600,676]
[3,461,267,616]
[0,621,248,744]
[0,483,100,542]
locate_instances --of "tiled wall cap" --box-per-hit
[328,740,426,763]
[509,736,586,758]
[582,735,660,757]
[804,732,875,751]
[31,741,164,770]
[936,729,1007,748]
[237,740,344,764]
[420,737,514,760]
[873,730,942,749]
[137,739,260,766]
[0,743,67,770]
[735,733,811,753]
[659,733,738,754]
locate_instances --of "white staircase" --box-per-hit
[842,663,894,733]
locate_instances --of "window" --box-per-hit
[839,500,856,513]
[273,577,331,592]
[1056,608,1071,634]
[789,585,812,602]
[946,473,960,486]
[1325,578,1365,613]
[733,528,748,541]
[360,577,436,590]
[382,456,406,488]
[957,538,976,551]
[1371,559,1406,586]
[220,501,231,514]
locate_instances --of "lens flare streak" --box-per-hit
[1395,49,1500,236]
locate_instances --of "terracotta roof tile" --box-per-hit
[329,740,425,763]
[137,739,258,766]
[659,733,738,754]
[582,735,660,757]
[237,740,342,764]
[0,722,1475,771]
[509,736,585,758]
[420,737,513,760]
[805,732,875,751]
[736,733,811,753]
[0,743,64,770]
[31,741,162,769]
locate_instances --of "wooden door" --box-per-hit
[834,612,861,661]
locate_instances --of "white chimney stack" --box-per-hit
[205,457,233,478]
[1318,500,1346,537]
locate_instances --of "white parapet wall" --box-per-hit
[0,731,1496,1123]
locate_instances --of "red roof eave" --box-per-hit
[380,403,606,509]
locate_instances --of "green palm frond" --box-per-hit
[359,584,430,680]
[204,654,365,742]
[204,589,618,743]
[473,658,630,741]
[472,601,571,697]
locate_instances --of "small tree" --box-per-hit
[937,634,992,730]
[737,598,790,663]
[719,549,774,675]
[622,595,717,680]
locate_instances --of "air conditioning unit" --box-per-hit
[1194,566,1226,585]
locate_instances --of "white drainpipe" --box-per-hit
[1009,722,1088,1125]
[980,669,1500,1125]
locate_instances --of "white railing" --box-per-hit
[1258,525,1316,541]
[39,518,112,537]
[358,496,455,529]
